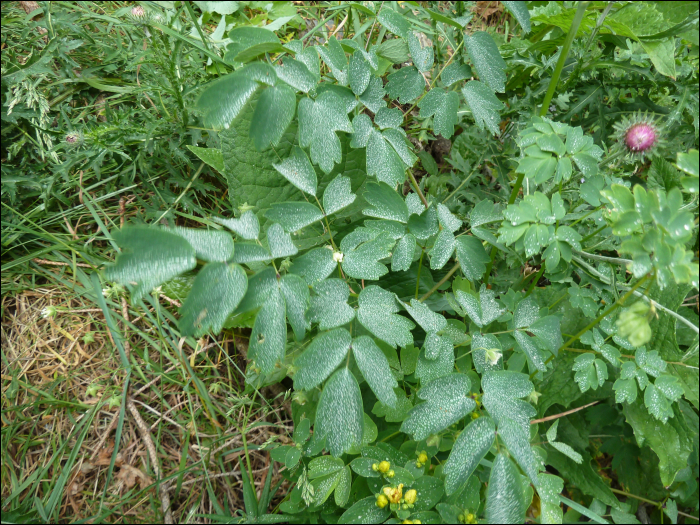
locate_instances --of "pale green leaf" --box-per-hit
[424,332,452,360]
[404,299,447,333]
[186,145,224,172]
[105,227,196,302]
[353,335,399,408]
[456,285,504,328]
[418,88,460,139]
[264,202,324,232]
[502,1,531,33]
[317,36,348,85]
[408,204,440,240]
[317,368,364,457]
[415,339,455,382]
[537,473,564,524]
[377,9,410,38]
[382,128,418,167]
[273,146,317,196]
[357,285,415,348]
[196,73,258,129]
[309,278,355,330]
[358,76,387,113]
[338,496,390,524]
[236,267,276,313]
[363,182,409,223]
[386,66,425,104]
[349,51,371,95]
[485,454,526,524]
[374,107,403,130]
[408,31,434,72]
[461,80,504,134]
[267,223,298,259]
[342,232,395,280]
[471,333,504,372]
[335,466,352,507]
[250,85,296,151]
[230,242,271,264]
[441,62,472,87]
[466,32,507,93]
[249,287,287,375]
[392,233,416,271]
[275,57,317,93]
[179,263,247,337]
[280,274,309,341]
[294,328,352,390]
[429,230,456,269]
[376,38,410,63]
[444,416,496,495]
[366,129,408,187]
[401,373,474,440]
[167,227,234,262]
[289,247,337,285]
[214,210,260,240]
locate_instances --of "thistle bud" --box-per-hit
[611,111,663,161]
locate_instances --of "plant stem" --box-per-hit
[609,488,660,508]
[408,169,429,208]
[415,249,425,299]
[539,1,590,117]
[575,250,632,265]
[419,262,460,302]
[442,151,486,204]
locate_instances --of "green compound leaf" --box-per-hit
[105,227,196,302]
[264,202,324,232]
[357,285,415,348]
[294,328,352,391]
[342,231,395,280]
[465,31,507,93]
[401,373,475,441]
[298,91,353,174]
[275,57,317,93]
[482,370,535,433]
[353,335,399,408]
[456,285,505,328]
[429,230,456,270]
[317,36,348,85]
[280,273,309,341]
[403,298,448,334]
[454,235,490,282]
[267,223,298,259]
[323,175,357,215]
[392,233,417,271]
[214,210,260,240]
[359,76,387,113]
[501,1,531,33]
[273,145,317,196]
[249,84,296,151]
[230,242,271,264]
[366,129,408,187]
[338,496,390,525]
[289,247,337,285]
[386,66,425,104]
[374,107,403,130]
[572,353,608,392]
[196,72,258,129]
[377,8,411,38]
[167,227,234,262]
[408,31,434,72]
[472,333,504,373]
[349,51,371,96]
[186,145,224,172]
[424,332,452,360]
[441,62,472,87]
[461,80,504,135]
[537,474,564,524]
[415,338,455,382]
[444,416,496,495]
[316,367,364,457]
[485,454,526,524]
[309,278,355,330]
[248,286,286,375]
[363,181,409,223]
[418,89,460,139]
[179,263,247,337]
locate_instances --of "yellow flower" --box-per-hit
[378,460,391,473]
[376,494,388,508]
[404,489,418,505]
[417,452,428,464]
[387,469,395,478]
[383,483,404,504]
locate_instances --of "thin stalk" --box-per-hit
[415,249,425,299]
[442,151,486,204]
[539,1,590,117]
[575,250,632,265]
[581,224,607,243]
[408,169,429,208]
[419,262,460,302]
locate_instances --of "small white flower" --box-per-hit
[152,285,163,295]
[102,288,109,297]
[333,251,344,263]
[484,348,502,366]
[41,306,57,319]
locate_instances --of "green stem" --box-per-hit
[442,151,486,204]
[575,250,631,265]
[581,224,607,243]
[539,1,590,117]
[609,488,660,508]
[408,169,429,208]
[419,262,460,302]
[415,249,425,299]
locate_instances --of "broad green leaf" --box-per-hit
[309,278,355,330]
[353,336,399,408]
[248,287,286,375]
[482,371,536,431]
[280,274,309,341]
[641,38,676,79]
[342,232,395,280]
[408,204,440,240]
[316,83,359,113]
[386,66,425,104]
[644,383,674,422]
[249,85,296,151]
[485,454,526,524]
[424,333,452,360]
[364,219,406,239]
[429,230,456,270]
[289,247,337,285]
[383,128,417,167]
[415,339,455,382]
[408,31,434,72]
[374,107,403,130]
[186,145,224,172]
[349,51,371,96]
[461,80,504,134]
[456,285,505,328]
[179,263,247,337]
[310,473,341,507]
[275,57,317,93]
[408,476,445,512]
[401,373,475,440]
[264,202,324,232]
[234,61,278,85]
[167,227,234,262]
[529,316,564,355]
[392,233,416,271]
[308,455,344,478]
[498,416,540,483]
[537,473,564,524]
[335,466,352,506]
[317,36,348,85]
[366,129,408,187]
[502,1,531,33]
[230,242,271,264]
[376,38,410,63]
[350,113,373,148]
[472,333,504,372]
[454,236,490,281]
[316,367,364,456]
[465,32,507,93]
[437,203,461,233]
[105,227,196,302]
[273,146,317,196]
[236,267,277,313]
[418,89,460,139]
[196,73,258,129]
[267,223,298,259]
[298,91,353,173]
[363,182,409,223]
[358,76,387,113]
[373,388,413,422]
[226,28,281,62]
[377,9,410,38]
[441,62,472,87]
[444,416,496,495]
[338,496,390,524]
[357,285,415,348]
[294,328,352,390]
[403,299,447,333]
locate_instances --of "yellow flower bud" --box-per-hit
[378,460,390,473]
[402,520,413,524]
[372,463,379,471]
[404,489,418,505]
[376,494,388,508]
[471,411,480,419]
[387,469,395,478]
[467,513,475,523]
[414,521,422,524]
[418,452,428,464]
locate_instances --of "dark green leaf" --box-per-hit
[248,287,286,375]
[386,66,425,104]
[250,85,296,151]
[273,145,317,196]
[167,227,234,262]
[377,9,411,38]
[309,278,355,330]
[485,454,526,524]
[294,328,352,390]
[418,89,460,139]
[465,32,507,93]
[444,416,496,495]
[454,236,490,282]
[461,80,504,134]
[280,274,309,341]
[357,285,415,348]
[353,335,399,407]
[316,368,364,456]
[408,31,434,72]
[264,202,324,232]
